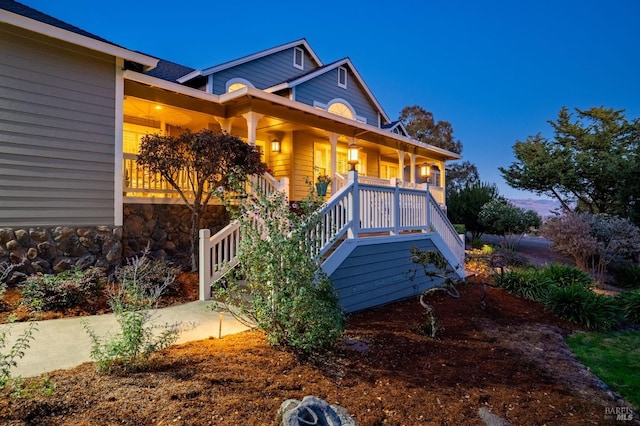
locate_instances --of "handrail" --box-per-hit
[199,172,463,300]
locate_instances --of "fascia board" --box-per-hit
[0,9,158,71]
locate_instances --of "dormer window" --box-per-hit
[338,66,347,89]
[294,47,304,70]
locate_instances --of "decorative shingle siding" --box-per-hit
[0,26,116,227]
[211,48,318,94]
[294,67,379,125]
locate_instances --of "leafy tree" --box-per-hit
[500,106,640,220]
[478,199,541,250]
[137,129,265,271]
[447,181,500,240]
[399,105,463,154]
[446,160,479,195]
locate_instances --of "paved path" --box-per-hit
[0,301,249,378]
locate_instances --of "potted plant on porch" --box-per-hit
[316,173,331,197]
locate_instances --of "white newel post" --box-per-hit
[425,183,431,233]
[347,170,359,239]
[391,177,400,235]
[280,177,290,199]
[199,228,211,301]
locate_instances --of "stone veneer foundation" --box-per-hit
[0,203,229,284]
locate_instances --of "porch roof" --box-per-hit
[124,70,462,162]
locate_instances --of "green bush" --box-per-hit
[499,268,553,301]
[537,263,593,288]
[453,224,466,235]
[543,284,621,331]
[612,264,640,289]
[84,255,179,373]
[114,256,181,299]
[21,268,106,311]
[216,186,344,356]
[616,289,640,324]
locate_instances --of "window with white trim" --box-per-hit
[294,47,304,70]
[226,78,254,93]
[327,102,354,120]
[338,66,347,88]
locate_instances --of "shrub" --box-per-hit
[453,224,466,235]
[216,187,344,356]
[21,268,106,311]
[83,255,179,373]
[537,263,593,288]
[478,199,541,250]
[499,268,553,301]
[543,284,621,331]
[612,264,640,289]
[114,255,181,299]
[616,289,640,324]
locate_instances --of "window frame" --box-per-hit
[338,66,347,89]
[293,47,304,70]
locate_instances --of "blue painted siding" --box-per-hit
[294,67,378,125]
[330,237,446,313]
[211,48,319,94]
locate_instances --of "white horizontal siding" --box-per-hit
[0,25,117,227]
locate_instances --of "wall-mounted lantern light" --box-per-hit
[271,139,281,153]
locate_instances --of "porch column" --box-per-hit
[214,117,233,134]
[347,170,359,239]
[241,112,264,146]
[397,150,405,180]
[328,132,339,187]
[409,153,417,184]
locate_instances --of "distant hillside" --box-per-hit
[508,198,563,220]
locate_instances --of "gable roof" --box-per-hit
[0,0,157,70]
[266,58,391,123]
[382,120,410,137]
[176,38,322,84]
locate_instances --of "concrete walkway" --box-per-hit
[0,301,249,378]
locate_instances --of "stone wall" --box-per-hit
[0,203,230,283]
[122,203,230,269]
[0,226,122,284]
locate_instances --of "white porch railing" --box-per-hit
[334,173,445,206]
[199,174,289,300]
[199,171,464,300]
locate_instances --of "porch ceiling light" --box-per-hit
[348,141,359,171]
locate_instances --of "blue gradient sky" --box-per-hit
[18,0,640,199]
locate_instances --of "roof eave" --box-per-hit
[0,9,158,71]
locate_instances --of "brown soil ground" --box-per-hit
[0,246,636,425]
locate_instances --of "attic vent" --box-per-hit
[294,47,304,70]
[338,66,347,89]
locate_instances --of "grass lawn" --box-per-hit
[566,329,640,408]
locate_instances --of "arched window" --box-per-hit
[225,78,254,93]
[327,99,355,120]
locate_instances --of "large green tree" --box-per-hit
[399,105,463,154]
[500,106,640,219]
[445,160,479,195]
[137,129,265,271]
[447,181,500,240]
